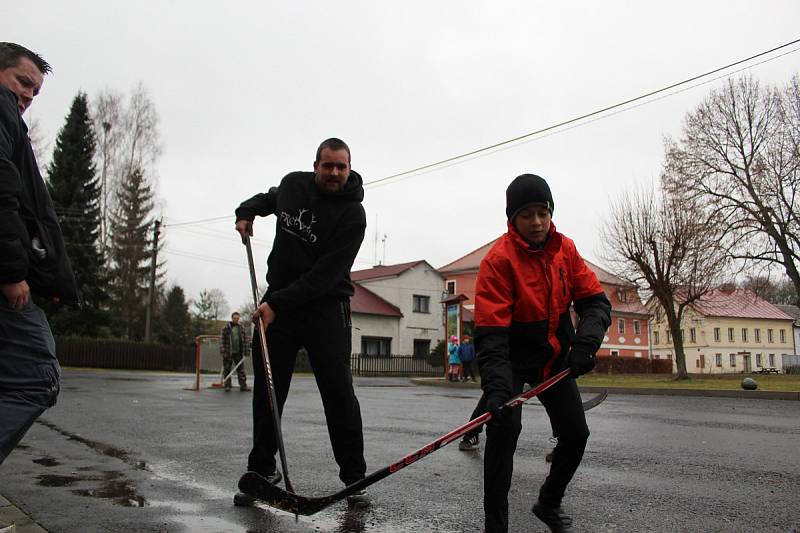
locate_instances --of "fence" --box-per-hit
[594,356,673,374]
[55,337,195,372]
[782,354,800,375]
[53,337,441,377]
[350,354,441,377]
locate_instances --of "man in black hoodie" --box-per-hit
[0,43,79,464]
[234,138,368,504]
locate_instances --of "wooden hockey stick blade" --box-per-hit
[582,389,608,411]
[238,368,571,515]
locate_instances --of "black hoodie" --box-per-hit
[235,170,366,314]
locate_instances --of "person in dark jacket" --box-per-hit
[475,174,611,533]
[233,138,369,505]
[219,311,250,391]
[458,334,477,382]
[0,43,79,464]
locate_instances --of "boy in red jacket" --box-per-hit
[475,174,611,533]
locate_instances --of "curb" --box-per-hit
[409,377,800,400]
[0,494,47,533]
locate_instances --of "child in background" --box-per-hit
[447,335,461,382]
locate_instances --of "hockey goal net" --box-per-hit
[184,334,254,391]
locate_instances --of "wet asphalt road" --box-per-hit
[1,369,799,533]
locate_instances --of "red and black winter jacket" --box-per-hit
[475,222,611,402]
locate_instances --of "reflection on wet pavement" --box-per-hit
[37,470,147,508]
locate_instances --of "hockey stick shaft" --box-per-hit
[243,232,294,494]
[220,357,245,386]
[241,368,571,515]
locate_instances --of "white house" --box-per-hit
[350,261,445,357]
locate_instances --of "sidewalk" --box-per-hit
[0,494,46,533]
[410,377,800,400]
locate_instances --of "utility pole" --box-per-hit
[144,218,161,342]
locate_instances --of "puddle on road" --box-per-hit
[36,419,147,470]
[33,456,61,467]
[38,469,147,508]
[72,471,146,507]
[37,474,82,487]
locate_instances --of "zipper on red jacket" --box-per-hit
[559,267,566,297]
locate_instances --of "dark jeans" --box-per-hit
[483,370,588,533]
[0,300,60,464]
[247,298,366,485]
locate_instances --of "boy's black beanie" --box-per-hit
[505,174,554,220]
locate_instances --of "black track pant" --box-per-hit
[484,370,588,533]
[247,298,366,485]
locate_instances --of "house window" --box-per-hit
[666,354,673,361]
[412,295,430,313]
[695,359,700,368]
[654,354,661,359]
[769,354,775,367]
[689,328,696,343]
[634,320,641,335]
[754,329,761,342]
[618,319,625,334]
[728,328,735,342]
[741,328,748,343]
[715,354,722,367]
[446,281,456,295]
[768,329,774,343]
[361,337,391,357]
[611,350,620,357]
[413,339,431,358]
[730,353,736,367]
[714,328,720,342]
[780,329,786,344]
[666,330,671,343]
[654,331,660,345]
[617,289,628,303]
[756,354,762,367]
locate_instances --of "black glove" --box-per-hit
[486,393,511,421]
[567,347,596,376]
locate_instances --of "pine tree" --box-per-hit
[108,166,158,339]
[154,285,193,345]
[45,92,110,337]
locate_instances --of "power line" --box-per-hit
[363,37,800,188]
[130,37,800,226]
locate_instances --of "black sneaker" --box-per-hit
[532,501,573,533]
[233,491,256,506]
[346,489,370,508]
[264,470,282,485]
[458,434,479,451]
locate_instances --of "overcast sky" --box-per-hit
[5,1,799,312]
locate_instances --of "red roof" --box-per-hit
[691,288,794,321]
[351,260,426,282]
[351,284,403,317]
[438,238,499,273]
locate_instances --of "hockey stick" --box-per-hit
[581,389,608,411]
[239,368,572,515]
[214,357,245,388]
[243,232,294,494]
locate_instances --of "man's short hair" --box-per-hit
[0,42,51,75]
[231,311,241,318]
[315,138,351,163]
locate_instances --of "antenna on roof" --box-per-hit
[373,215,380,266]
[381,234,388,265]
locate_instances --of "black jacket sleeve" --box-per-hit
[266,208,366,312]
[572,292,612,353]
[235,186,279,222]
[0,91,30,285]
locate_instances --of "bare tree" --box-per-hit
[193,288,229,321]
[600,179,731,379]
[92,83,162,249]
[26,115,50,167]
[665,74,800,306]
